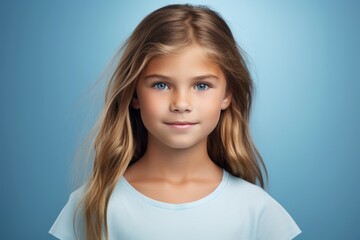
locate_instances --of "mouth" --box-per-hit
[164,121,198,129]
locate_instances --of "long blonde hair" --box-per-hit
[76,4,267,240]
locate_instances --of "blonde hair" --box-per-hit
[76,4,267,240]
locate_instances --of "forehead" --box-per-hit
[142,46,223,78]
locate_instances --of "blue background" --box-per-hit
[1,0,359,239]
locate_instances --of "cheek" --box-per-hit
[138,93,166,122]
[198,92,225,112]
[137,88,156,110]
[197,93,225,126]
[140,97,158,112]
[199,102,222,125]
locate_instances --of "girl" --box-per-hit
[49,4,301,240]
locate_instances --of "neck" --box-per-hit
[138,135,219,182]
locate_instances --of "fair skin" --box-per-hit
[124,45,231,203]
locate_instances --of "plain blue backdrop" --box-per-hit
[1,0,359,239]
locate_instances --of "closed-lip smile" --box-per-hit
[165,121,197,125]
[165,121,198,129]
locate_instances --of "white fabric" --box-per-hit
[49,169,301,239]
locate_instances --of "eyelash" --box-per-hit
[194,83,209,91]
[151,82,211,91]
[152,82,169,90]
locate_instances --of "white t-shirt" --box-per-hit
[49,169,301,239]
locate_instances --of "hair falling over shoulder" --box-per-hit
[75,4,267,240]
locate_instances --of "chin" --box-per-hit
[163,139,203,150]
[167,144,196,150]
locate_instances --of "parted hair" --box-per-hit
[75,4,267,240]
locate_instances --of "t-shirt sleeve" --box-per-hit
[49,188,86,240]
[256,193,301,240]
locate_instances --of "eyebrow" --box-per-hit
[143,74,219,81]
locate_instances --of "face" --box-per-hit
[132,46,231,151]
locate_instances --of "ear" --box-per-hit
[131,96,140,109]
[221,92,231,110]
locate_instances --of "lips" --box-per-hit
[166,121,197,125]
[165,121,197,129]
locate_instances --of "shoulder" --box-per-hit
[223,172,301,239]
[215,171,272,222]
[49,185,88,240]
[62,184,87,210]
[69,184,87,202]
[225,172,269,205]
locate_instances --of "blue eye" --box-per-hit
[194,83,209,91]
[153,82,169,90]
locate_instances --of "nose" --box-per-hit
[169,90,192,113]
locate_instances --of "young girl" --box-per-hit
[49,4,301,240]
